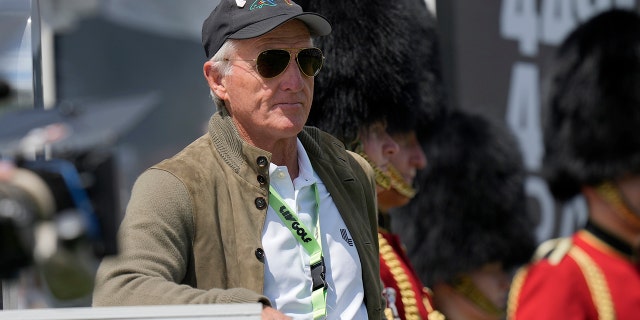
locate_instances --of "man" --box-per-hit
[394,110,536,320]
[375,125,435,320]
[92,1,385,319]
[298,0,445,319]
[507,9,640,320]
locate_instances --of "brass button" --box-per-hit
[255,197,267,209]
[255,248,265,262]
[256,156,268,168]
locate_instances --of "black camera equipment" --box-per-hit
[0,93,156,301]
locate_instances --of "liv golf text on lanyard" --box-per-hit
[269,184,327,320]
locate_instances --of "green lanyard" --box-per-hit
[268,184,327,320]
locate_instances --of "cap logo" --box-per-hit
[250,0,277,10]
[236,0,246,8]
[249,0,293,10]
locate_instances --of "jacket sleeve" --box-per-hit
[92,168,269,306]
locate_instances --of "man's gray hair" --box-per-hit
[208,40,238,111]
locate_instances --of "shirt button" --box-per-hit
[256,156,268,168]
[257,175,267,185]
[255,197,267,209]
[277,171,286,179]
[255,248,265,262]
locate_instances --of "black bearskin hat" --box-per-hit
[297,0,446,146]
[543,9,640,200]
[392,110,536,287]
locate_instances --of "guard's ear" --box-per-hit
[204,61,227,100]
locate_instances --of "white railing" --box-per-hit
[0,304,262,320]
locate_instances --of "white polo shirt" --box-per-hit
[262,139,367,319]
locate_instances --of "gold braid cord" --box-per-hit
[378,233,421,320]
[596,182,640,229]
[357,150,417,198]
[568,245,616,320]
[451,275,505,318]
[387,164,417,199]
[384,308,395,320]
[358,151,392,190]
[427,310,446,320]
[421,287,446,320]
[506,266,529,319]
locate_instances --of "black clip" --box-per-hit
[311,257,327,291]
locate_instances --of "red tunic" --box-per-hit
[379,229,441,320]
[508,226,640,320]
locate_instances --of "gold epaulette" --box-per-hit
[533,237,573,265]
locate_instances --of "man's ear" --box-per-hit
[204,61,226,100]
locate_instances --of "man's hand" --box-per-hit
[0,161,16,181]
[261,306,292,320]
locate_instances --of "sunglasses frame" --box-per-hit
[224,47,325,79]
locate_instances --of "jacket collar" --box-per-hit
[208,109,339,174]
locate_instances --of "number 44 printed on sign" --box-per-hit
[500,0,636,57]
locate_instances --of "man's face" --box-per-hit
[360,122,400,193]
[377,131,426,211]
[389,131,427,186]
[218,20,315,146]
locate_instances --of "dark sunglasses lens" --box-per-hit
[256,50,291,78]
[297,48,324,77]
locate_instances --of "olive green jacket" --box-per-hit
[93,110,384,319]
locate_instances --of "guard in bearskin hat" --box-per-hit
[297,0,446,319]
[391,109,536,320]
[297,0,444,149]
[507,9,640,320]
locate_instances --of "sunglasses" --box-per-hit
[225,48,324,79]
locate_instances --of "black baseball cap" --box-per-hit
[202,0,332,59]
